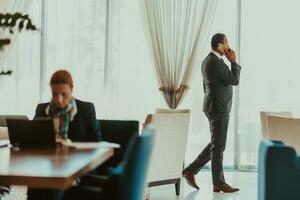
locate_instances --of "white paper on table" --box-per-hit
[63,141,120,149]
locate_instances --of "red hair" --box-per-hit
[50,70,73,89]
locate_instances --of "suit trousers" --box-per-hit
[187,112,230,185]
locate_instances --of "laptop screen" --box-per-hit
[7,118,56,148]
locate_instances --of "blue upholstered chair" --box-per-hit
[259,139,300,200]
[120,128,153,200]
[63,128,153,200]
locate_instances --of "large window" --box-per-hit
[1,0,240,168]
[42,0,164,124]
[5,0,298,169]
[43,0,107,102]
[238,0,300,168]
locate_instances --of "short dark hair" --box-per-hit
[50,70,73,89]
[211,33,226,50]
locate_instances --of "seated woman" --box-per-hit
[35,69,102,142]
[28,70,102,200]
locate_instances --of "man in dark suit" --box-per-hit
[28,70,102,200]
[182,33,241,193]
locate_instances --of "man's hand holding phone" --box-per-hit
[224,48,237,64]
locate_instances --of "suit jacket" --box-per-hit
[34,99,102,142]
[202,52,241,113]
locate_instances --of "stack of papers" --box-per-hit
[63,141,120,149]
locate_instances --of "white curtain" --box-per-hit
[0,0,34,70]
[140,0,217,108]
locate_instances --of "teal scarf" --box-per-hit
[46,98,76,139]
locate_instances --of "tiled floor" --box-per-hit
[149,171,257,200]
[2,171,257,200]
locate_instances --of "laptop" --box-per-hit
[7,118,56,148]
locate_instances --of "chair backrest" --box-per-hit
[259,139,300,200]
[121,128,153,200]
[147,109,190,182]
[99,120,139,150]
[266,115,300,153]
[96,120,139,174]
[0,115,29,140]
[260,111,293,138]
[0,115,29,127]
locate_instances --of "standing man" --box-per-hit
[182,33,241,193]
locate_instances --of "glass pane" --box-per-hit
[0,0,41,119]
[44,0,107,104]
[44,0,164,124]
[107,0,164,121]
[239,0,300,167]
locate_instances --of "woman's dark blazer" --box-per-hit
[34,99,102,142]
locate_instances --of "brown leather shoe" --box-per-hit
[213,183,239,193]
[182,169,199,190]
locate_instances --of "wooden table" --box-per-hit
[0,146,113,189]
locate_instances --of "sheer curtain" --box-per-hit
[140,0,217,108]
[0,0,40,118]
